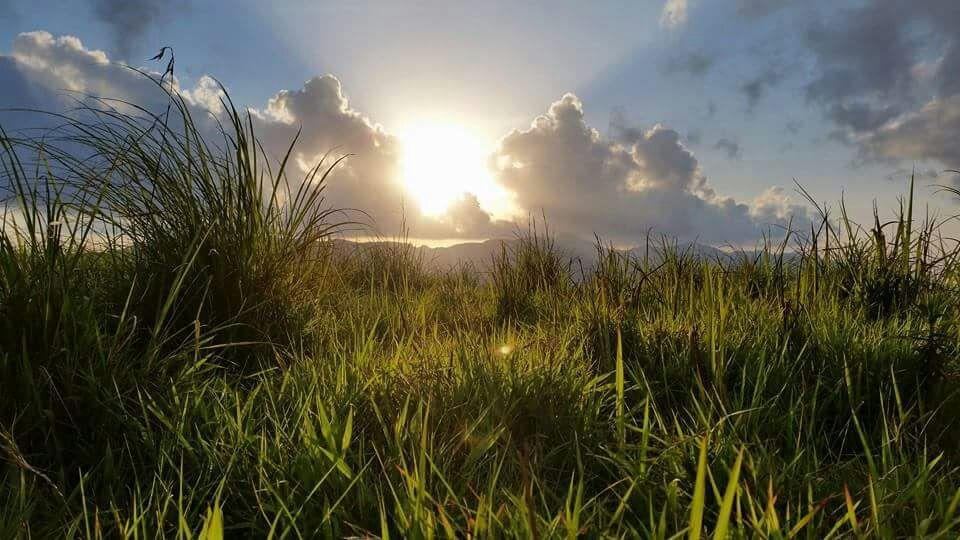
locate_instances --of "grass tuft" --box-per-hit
[2,77,960,537]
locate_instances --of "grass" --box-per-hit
[3,81,960,538]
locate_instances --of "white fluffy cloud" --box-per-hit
[246,74,518,238]
[7,32,163,104]
[250,75,406,232]
[1,31,807,245]
[0,31,195,125]
[0,32,502,239]
[490,94,806,244]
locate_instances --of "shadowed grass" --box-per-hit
[2,80,960,538]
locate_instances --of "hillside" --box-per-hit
[333,237,730,273]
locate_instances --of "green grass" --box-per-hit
[3,83,960,538]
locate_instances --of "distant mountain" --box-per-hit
[330,236,759,273]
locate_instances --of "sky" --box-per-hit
[2,0,960,247]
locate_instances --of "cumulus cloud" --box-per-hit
[0,56,45,111]
[181,74,225,115]
[0,32,508,240]
[749,186,808,226]
[490,94,806,245]
[660,0,690,28]
[3,31,171,109]
[1,31,810,246]
[412,194,516,239]
[248,75,517,238]
[250,75,404,226]
[0,31,184,141]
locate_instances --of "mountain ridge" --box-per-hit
[330,236,758,272]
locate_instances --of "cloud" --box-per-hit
[181,74,225,115]
[413,193,516,238]
[749,186,807,226]
[0,56,48,112]
[490,94,806,245]
[741,67,783,110]
[736,0,791,18]
[0,31,177,127]
[714,138,742,159]
[859,95,960,169]
[800,0,960,170]
[884,166,942,183]
[249,75,515,238]
[88,0,188,60]
[1,31,810,246]
[663,52,714,77]
[250,75,404,225]
[804,2,917,113]
[0,32,501,239]
[660,0,689,28]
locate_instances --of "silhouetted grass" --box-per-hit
[3,81,960,538]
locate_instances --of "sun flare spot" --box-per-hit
[399,122,508,217]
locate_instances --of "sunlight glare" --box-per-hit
[399,122,507,217]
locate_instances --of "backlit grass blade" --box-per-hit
[713,447,743,539]
[690,434,709,540]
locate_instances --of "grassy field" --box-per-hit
[3,88,960,538]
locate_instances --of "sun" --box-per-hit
[399,122,508,217]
